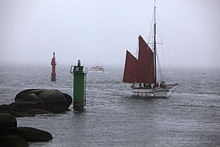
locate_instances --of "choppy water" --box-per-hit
[0,63,220,147]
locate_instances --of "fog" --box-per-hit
[0,0,220,69]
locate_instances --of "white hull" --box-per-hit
[90,66,104,72]
[132,84,177,98]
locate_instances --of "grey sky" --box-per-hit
[0,0,219,69]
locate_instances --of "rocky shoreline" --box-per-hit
[0,89,72,146]
[0,89,72,117]
[0,113,52,146]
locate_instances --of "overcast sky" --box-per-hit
[0,0,220,69]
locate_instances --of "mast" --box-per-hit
[153,1,157,84]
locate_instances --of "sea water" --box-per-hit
[0,63,220,147]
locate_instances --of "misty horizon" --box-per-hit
[0,0,220,69]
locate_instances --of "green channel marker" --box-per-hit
[70,60,87,111]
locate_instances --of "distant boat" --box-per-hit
[123,3,178,97]
[90,65,104,72]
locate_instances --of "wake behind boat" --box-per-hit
[123,3,178,98]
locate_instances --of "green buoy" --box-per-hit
[70,60,87,111]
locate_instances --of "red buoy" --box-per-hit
[51,52,56,81]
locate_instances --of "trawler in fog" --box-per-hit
[90,65,105,72]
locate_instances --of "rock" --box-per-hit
[15,89,44,102]
[15,89,72,113]
[39,90,70,112]
[24,108,50,115]
[8,102,49,117]
[0,135,28,147]
[62,93,73,108]
[0,111,53,145]
[0,89,72,117]
[16,127,53,142]
[9,111,35,117]
[0,127,52,142]
[9,109,50,118]
[9,102,41,110]
[0,113,17,131]
[0,104,9,112]
[0,127,17,137]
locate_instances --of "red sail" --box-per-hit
[136,35,155,83]
[123,50,138,83]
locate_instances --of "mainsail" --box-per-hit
[123,35,155,84]
[136,35,155,84]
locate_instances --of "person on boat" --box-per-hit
[139,83,144,89]
[151,83,154,89]
[155,82,159,87]
[131,83,135,89]
[144,83,151,89]
[153,83,157,88]
[160,81,166,88]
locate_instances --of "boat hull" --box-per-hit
[132,84,177,98]
[90,66,104,72]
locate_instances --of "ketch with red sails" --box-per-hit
[123,3,178,97]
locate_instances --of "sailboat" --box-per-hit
[123,3,178,98]
[90,65,105,72]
